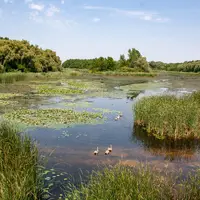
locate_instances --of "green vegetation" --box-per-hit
[0,72,28,83]
[134,92,200,140]
[149,60,200,73]
[66,164,200,200]
[0,93,20,99]
[63,48,151,73]
[62,57,116,71]
[0,121,42,200]
[3,109,103,127]
[0,37,62,72]
[36,85,84,95]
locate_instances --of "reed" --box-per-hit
[66,164,200,200]
[134,92,200,140]
[0,121,43,200]
[0,72,28,84]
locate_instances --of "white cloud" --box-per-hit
[61,0,65,4]
[46,4,60,17]
[29,3,44,11]
[92,17,100,23]
[83,5,169,23]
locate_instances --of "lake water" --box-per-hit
[2,73,200,198]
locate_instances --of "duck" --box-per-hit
[115,115,120,121]
[108,144,112,152]
[94,147,99,155]
[105,149,110,155]
[119,113,123,117]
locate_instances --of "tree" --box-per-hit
[128,48,141,63]
[118,54,127,68]
[0,38,62,72]
[134,57,151,72]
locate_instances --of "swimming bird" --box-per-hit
[108,144,112,152]
[115,115,120,121]
[119,113,123,117]
[105,149,109,155]
[94,147,99,155]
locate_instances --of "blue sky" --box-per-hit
[0,0,200,62]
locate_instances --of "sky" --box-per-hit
[0,0,200,63]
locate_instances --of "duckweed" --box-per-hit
[3,108,103,127]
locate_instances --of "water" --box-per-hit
[2,73,200,198]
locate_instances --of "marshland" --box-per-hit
[1,38,200,199]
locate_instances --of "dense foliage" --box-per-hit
[62,57,116,71]
[149,60,200,72]
[62,48,151,72]
[0,37,62,72]
[118,48,151,72]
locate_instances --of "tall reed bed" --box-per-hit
[66,164,200,200]
[0,72,29,83]
[134,92,200,140]
[0,121,43,200]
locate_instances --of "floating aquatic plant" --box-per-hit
[36,85,84,95]
[3,108,104,127]
[0,100,18,106]
[0,93,20,99]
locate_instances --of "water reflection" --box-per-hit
[132,124,200,161]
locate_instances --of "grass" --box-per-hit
[0,121,43,200]
[66,164,200,200]
[0,72,28,84]
[3,108,104,127]
[134,92,200,140]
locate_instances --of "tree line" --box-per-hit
[0,37,62,72]
[2,36,199,73]
[149,60,200,73]
[62,48,151,72]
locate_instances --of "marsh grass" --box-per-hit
[65,164,200,200]
[92,70,157,77]
[134,92,200,140]
[0,72,30,84]
[0,121,43,200]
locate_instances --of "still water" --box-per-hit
[24,73,200,197]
